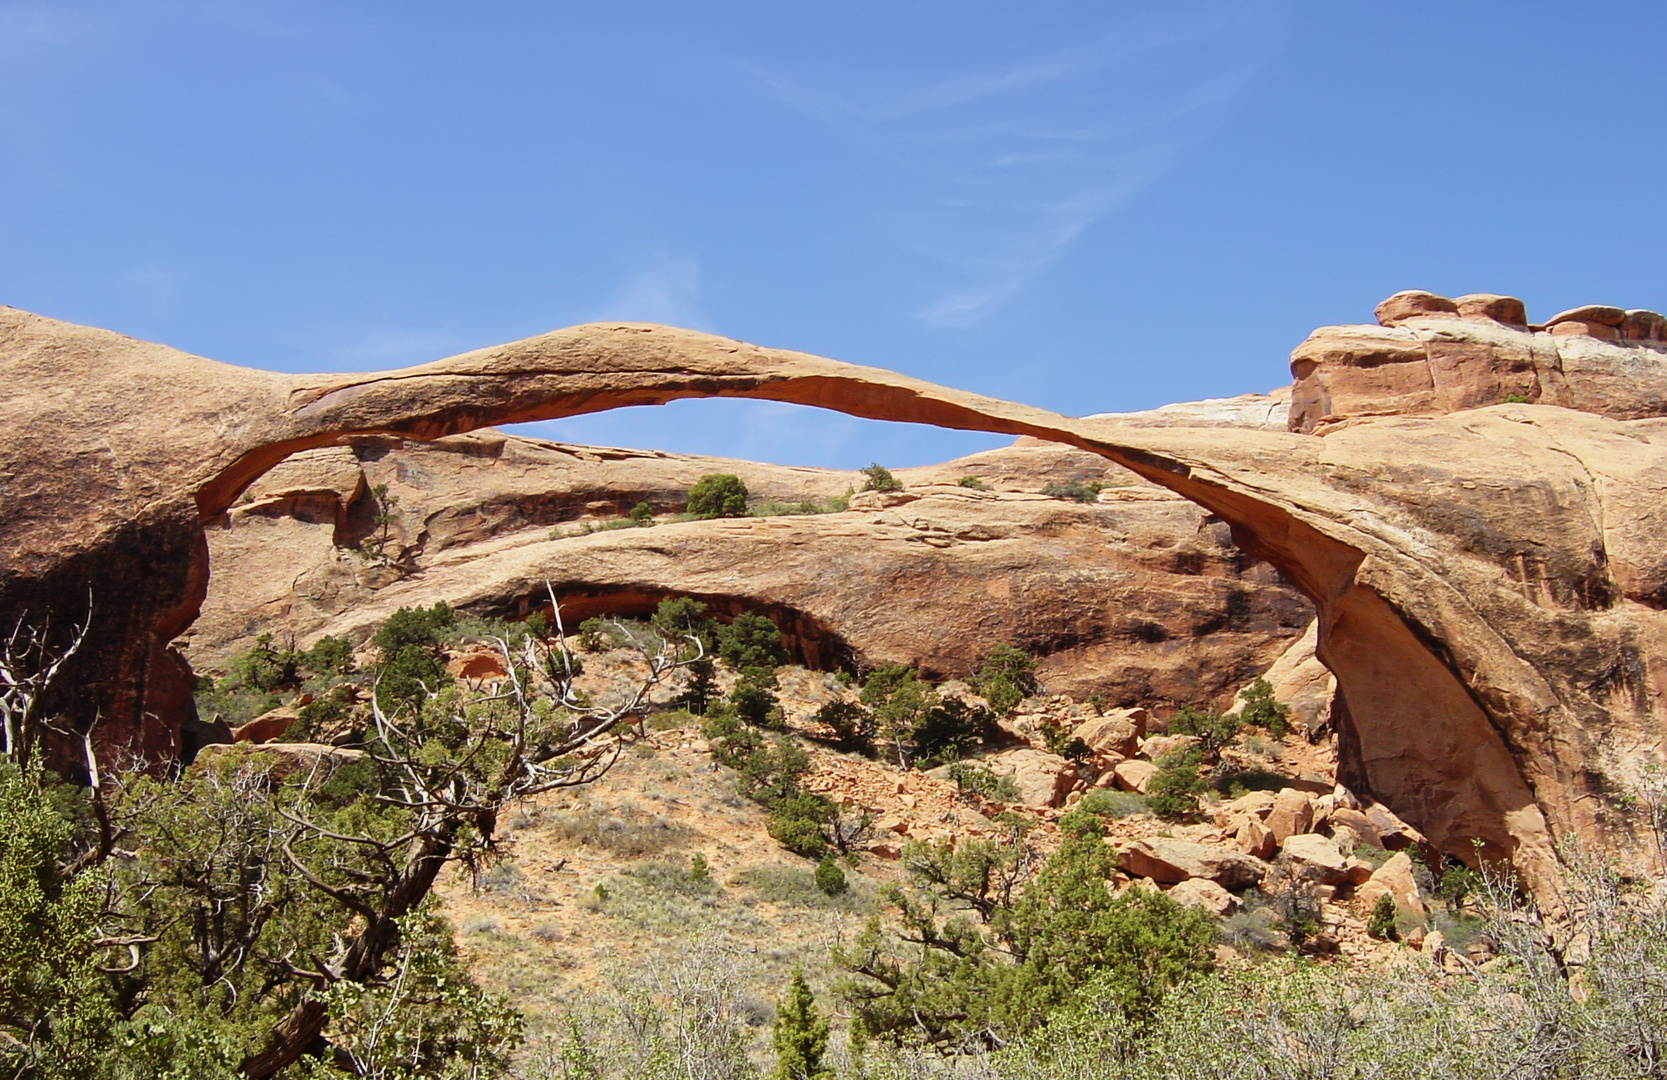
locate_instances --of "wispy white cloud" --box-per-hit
[746,1,1287,327]
[586,253,709,330]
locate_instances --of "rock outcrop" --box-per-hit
[1289,290,1667,432]
[7,295,1667,894]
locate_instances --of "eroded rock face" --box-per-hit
[1289,291,1667,432]
[182,430,1310,710]
[6,298,1667,895]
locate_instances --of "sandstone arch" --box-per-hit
[10,304,1667,892]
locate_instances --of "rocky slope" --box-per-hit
[182,428,1310,711]
[5,290,1667,893]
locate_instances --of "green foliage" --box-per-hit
[1503,392,1530,403]
[372,602,455,655]
[650,597,715,654]
[575,617,610,652]
[1041,479,1105,502]
[1368,892,1400,941]
[686,473,749,519]
[859,463,903,493]
[715,611,787,669]
[812,699,875,755]
[1079,788,1150,819]
[627,501,656,526]
[770,969,831,1080]
[306,633,354,674]
[946,760,1021,803]
[838,810,1215,1052]
[374,642,452,716]
[957,475,990,490]
[749,496,849,516]
[971,644,1040,714]
[1238,676,1290,739]
[859,665,995,768]
[1439,861,1485,905]
[768,793,834,859]
[1146,748,1206,819]
[229,632,301,692]
[677,659,719,715]
[814,855,849,897]
[1165,705,1241,759]
[730,667,784,729]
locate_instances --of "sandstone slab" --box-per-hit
[1119,839,1269,889]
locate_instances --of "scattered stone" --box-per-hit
[984,748,1078,807]
[1167,877,1240,916]
[1280,832,1350,885]
[1072,708,1147,759]
[1113,759,1158,794]
[1357,852,1427,916]
[232,707,300,745]
[1119,839,1269,889]
[1266,788,1315,844]
[1141,733,1199,761]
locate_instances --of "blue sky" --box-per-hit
[3,1,1664,468]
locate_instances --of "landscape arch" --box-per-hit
[0,308,1577,891]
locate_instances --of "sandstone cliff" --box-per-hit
[5,294,1667,894]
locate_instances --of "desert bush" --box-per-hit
[859,463,903,493]
[1078,788,1149,819]
[814,855,849,898]
[813,699,876,755]
[1146,748,1206,819]
[971,644,1040,714]
[957,476,990,490]
[1040,479,1103,502]
[1237,676,1290,739]
[946,760,1022,803]
[687,473,749,519]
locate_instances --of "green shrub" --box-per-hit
[1147,748,1207,819]
[1079,788,1150,818]
[1166,704,1242,759]
[814,855,849,897]
[946,761,1021,802]
[1041,479,1104,502]
[686,473,749,519]
[813,699,875,755]
[627,501,655,526]
[957,476,990,490]
[859,463,903,492]
[768,794,833,859]
[1368,892,1399,941]
[1239,676,1290,738]
[770,969,831,1080]
[715,612,786,669]
[971,644,1040,714]
[373,602,454,655]
[306,634,354,674]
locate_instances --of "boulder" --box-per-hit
[1167,877,1240,916]
[1072,708,1147,759]
[1364,803,1425,850]
[1454,293,1528,326]
[1280,832,1350,885]
[1112,759,1158,794]
[446,648,510,682]
[1119,839,1269,889]
[1357,852,1426,916]
[194,741,367,783]
[1221,790,1278,820]
[1233,817,1277,860]
[984,748,1078,807]
[1142,733,1200,761]
[1265,788,1315,844]
[1328,807,1383,848]
[1375,290,1460,325]
[232,707,299,745]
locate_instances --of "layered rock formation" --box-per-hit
[1289,289,1667,432]
[5,295,1667,894]
[183,429,1310,709]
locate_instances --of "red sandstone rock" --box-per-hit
[1119,839,1268,889]
[1280,832,1349,885]
[1167,877,1240,915]
[1454,293,1528,326]
[1375,290,1460,326]
[232,707,299,744]
[1072,708,1147,759]
[1357,851,1426,916]
[1265,788,1315,844]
